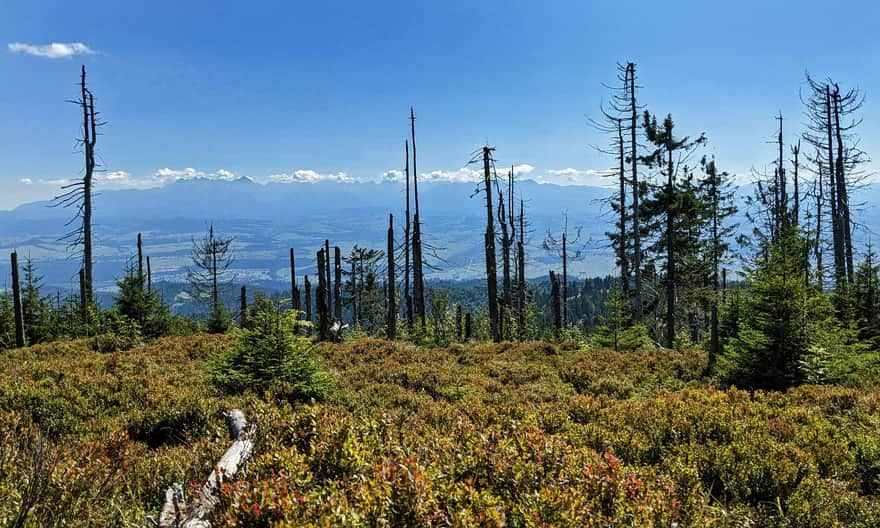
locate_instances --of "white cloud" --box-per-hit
[8,42,94,59]
[269,169,354,184]
[540,167,615,187]
[19,178,32,185]
[420,168,483,183]
[381,169,405,182]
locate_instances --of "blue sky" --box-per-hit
[1,0,879,209]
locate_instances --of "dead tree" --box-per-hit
[79,268,87,323]
[10,252,25,348]
[626,63,643,318]
[386,214,397,339]
[480,147,501,342]
[802,74,867,293]
[290,248,300,312]
[410,108,426,331]
[403,140,413,331]
[146,256,153,294]
[187,223,234,314]
[517,199,527,340]
[154,409,253,528]
[54,65,102,305]
[239,286,247,328]
[137,233,145,290]
[304,275,312,336]
[455,304,463,341]
[316,248,330,340]
[543,213,583,328]
[324,240,332,318]
[496,167,515,339]
[549,270,562,340]
[334,246,342,322]
[464,312,473,341]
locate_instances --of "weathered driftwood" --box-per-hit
[149,409,253,528]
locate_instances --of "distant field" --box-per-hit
[1,335,879,526]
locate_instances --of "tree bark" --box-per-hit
[404,140,413,331]
[386,214,397,340]
[304,275,312,336]
[628,63,643,320]
[146,256,153,294]
[550,270,561,340]
[155,410,253,528]
[137,233,144,290]
[239,286,247,328]
[517,199,526,340]
[11,252,25,348]
[617,118,629,300]
[411,110,426,332]
[482,147,501,342]
[290,248,299,312]
[334,246,342,322]
[833,87,854,284]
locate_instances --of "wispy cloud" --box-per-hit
[8,42,94,59]
[269,169,354,183]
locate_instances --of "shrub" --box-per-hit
[207,302,333,401]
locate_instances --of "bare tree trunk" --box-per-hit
[627,63,643,320]
[825,86,845,290]
[334,246,342,322]
[517,199,526,340]
[549,270,561,340]
[290,248,299,312]
[816,156,824,290]
[324,240,332,318]
[410,109,426,331]
[455,304,462,342]
[617,118,629,299]
[137,232,144,290]
[79,268,88,326]
[239,286,247,328]
[833,87,854,285]
[497,172,511,339]
[482,147,501,342]
[562,232,568,327]
[81,65,96,305]
[665,143,676,349]
[11,252,25,348]
[316,249,329,340]
[464,312,472,341]
[386,214,397,340]
[404,140,413,331]
[351,259,358,328]
[146,256,153,294]
[304,275,312,336]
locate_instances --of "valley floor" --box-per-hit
[1,335,879,526]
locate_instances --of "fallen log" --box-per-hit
[147,409,253,528]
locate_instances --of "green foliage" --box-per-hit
[206,304,232,334]
[114,259,175,339]
[719,231,814,389]
[207,301,333,401]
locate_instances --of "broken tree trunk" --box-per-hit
[137,233,145,290]
[482,147,501,343]
[334,246,342,322]
[290,248,299,312]
[317,249,330,340]
[386,214,397,339]
[11,251,25,348]
[147,256,153,294]
[304,275,312,336]
[154,410,254,528]
[239,286,247,328]
[550,270,562,340]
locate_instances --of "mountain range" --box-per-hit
[0,176,877,299]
